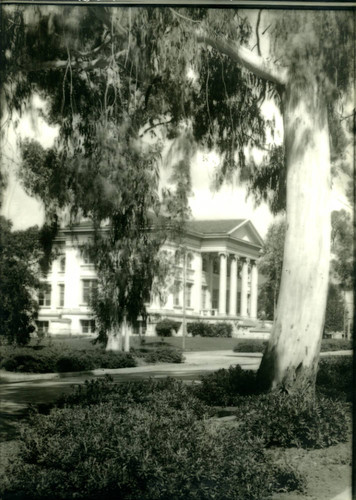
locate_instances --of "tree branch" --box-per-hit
[196,34,288,87]
[139,118,173,137]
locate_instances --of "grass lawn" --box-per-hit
[31,336,240,352]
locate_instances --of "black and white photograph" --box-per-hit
[0,1,354,499]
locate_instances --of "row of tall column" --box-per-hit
[217,253,258,319]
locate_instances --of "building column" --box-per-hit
[208,255,214,310]
[229,255,238,316]
[218,252,227,315]
[195,252,202,313]
[240,258,249,317]
[250,260,258,319]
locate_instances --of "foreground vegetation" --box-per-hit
[1,356,351,499]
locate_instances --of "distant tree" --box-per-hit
[258,218,286,321]
[0,216,44,345]
[330,209,353,290]
[324,283,345,335]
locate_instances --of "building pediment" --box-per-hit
[228,220,264,247]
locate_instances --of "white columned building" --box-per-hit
[36,218,264,337]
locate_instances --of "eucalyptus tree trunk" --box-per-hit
[123,315,131,353]
[198,34,331,393]
[106,325,123,351]
[257,78,331,393]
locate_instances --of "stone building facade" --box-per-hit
[36,219,267,337]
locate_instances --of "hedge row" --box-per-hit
[233,338,353,353]
[0,347,136,373]
[187,322,232,338]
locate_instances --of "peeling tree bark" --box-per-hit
[257,78,331,392]
[198,35,332,393]
[106,326,123,351]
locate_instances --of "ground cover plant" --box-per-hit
[1,377,305,500]
[316,355,353,401]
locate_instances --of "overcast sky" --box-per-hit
[1,94,350,240]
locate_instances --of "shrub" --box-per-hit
[212,323,232,338]
[0,348,58,373]
[2,379,304,500]
[187,321,213,337]
[59,377,208,417]
[144,347,183,364]
[0,346,136,373]
[320,338,353,352]
[187,322,232,338]
[195,365,258,406]
[234,392,349,449]
[155,319,181,337]
[233,340,267,353]
[316,355,353,401]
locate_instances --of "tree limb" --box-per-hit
[196,34,288,87]
[139,118,173,137]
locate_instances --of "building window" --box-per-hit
[201,286,207,309]
[213,257,219,275]
[58,284,65,307]
[80,319,96,334]
[173,281,181,306]
[82,249,94,265]
[38,284,51,307]
[36,321,49,335]
[186,284,192,308]
[82,280,97,304]
[212,289,219,310]
[59,256,66,273]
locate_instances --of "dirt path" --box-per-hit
[268,440,352,500]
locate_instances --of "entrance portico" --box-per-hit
[200,251,259,319]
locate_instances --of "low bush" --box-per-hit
[320,338,353,352]
[316,356,353,401]
[194,365,258,406]
[187,322,232,338]
[2,378,305,500]
[0,348,59,373]
[0,346,136,373]
[233,340,267,353]
[155,319,181,337]
[59,377,208,415]
[234,392,349,449]
[143,347,183,364]
[196,364,349,449]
